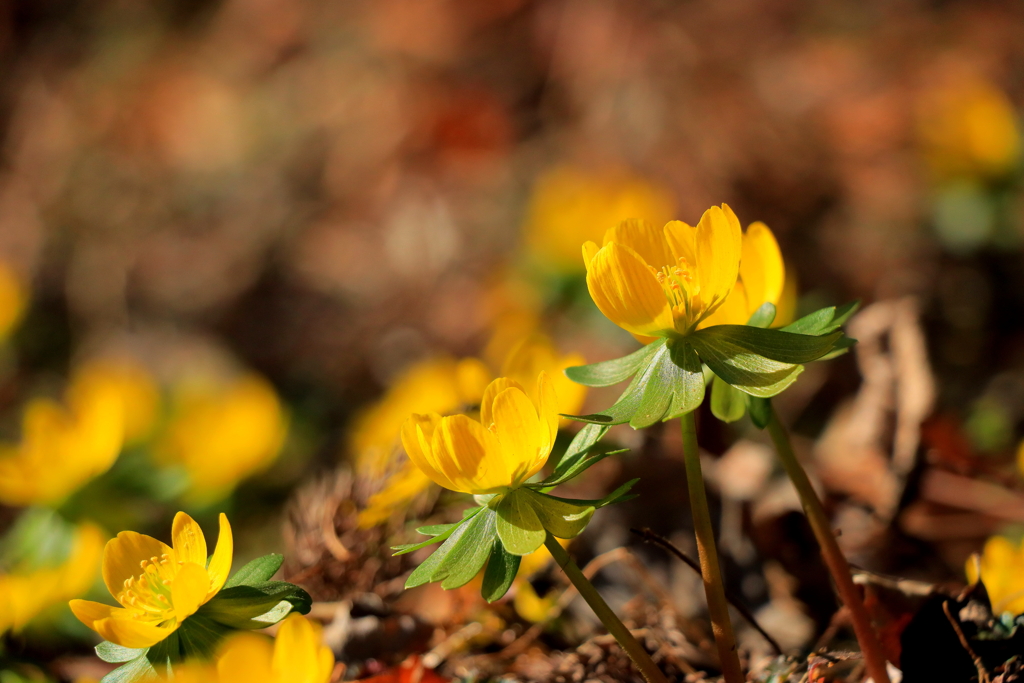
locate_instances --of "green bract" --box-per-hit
[565,302,858,429]
[94,554,311,683]
[394,425,635,602]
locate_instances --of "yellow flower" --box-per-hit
[512,539,567,623]
[500,334,587,419]
[0,261,26,341]
[583,205,743,340]
[401,373,558,495]
[0,522,105,634]
[69,358,161,446]
[158,374,287,500]
[70,512,232,649]
[524,165,676,272]
[0,371,125,506]
[165,614,334,683]
[966,535,1024,615]
[700,221,786,328]
[918,77,1021,181]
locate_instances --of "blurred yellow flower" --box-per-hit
[583,206,743,341]
[0,370,125,506]
[918,77,1021,181]
[524,166,676,272]
[0,261,26,341]
[512,539,566,623]
[167,614,334,683]
[158,374,287,500]
[70,512,232,649]
[966,535,1024,616]
[69,358,161,445]
[700,221,786,327]
[402,372,558,495]
[0,522,105,634]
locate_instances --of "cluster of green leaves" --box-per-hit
[565,302,858,429]
[392,424,635,603]
[97,554,311,683]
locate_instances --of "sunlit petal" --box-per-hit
[695,204,742,317]
[740,221,784,314]
[480,377,524,431]
[171,512,208,568]
[94,615,177,649]
[433,414,506,493]
[586,243,673,338]
[206,513,233,599]
[401,413,458,491]
[171,562,209,620]
[491,386,542,485]
[604,218,675,269]
[217,633,275,682]
[102,531,173,605]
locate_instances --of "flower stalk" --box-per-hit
[764,403,891,683]
[543,534,668,683]
[679,411,745,683]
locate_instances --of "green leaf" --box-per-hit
[524,489,595,539]
[496,489,546,555]
[563,357,654,425]
[710,373,747,423]
[405,506,479,588]
[536,447,626,488]
[431,506,498,589]
[481,541,521,603]
[664,340,706,420]
[747,396,772,429]
[746,302,776,328]
[819,335,857,360]
[175,613,230,659]
[546,423,610,482]
[691,325,842,364]
[199,581,310,629]
[564,339,666,387]
[416,524,455,536]
[542,478,639,509]
[225,553,284,588]
[96,642,147,664]
[100,654,157,683]
[781,301,860,336]
[392,506,481,556]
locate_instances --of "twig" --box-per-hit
[632,527,783,655]
[942,600,990,683]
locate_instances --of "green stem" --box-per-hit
[544,534,669,683]
[765,404,891,683]
[680,411,745,683]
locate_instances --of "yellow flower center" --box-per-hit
[118,554,181,623]
[649,257,703,332]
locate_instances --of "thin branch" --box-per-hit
[942,600,990,683]
[631,527,783,656]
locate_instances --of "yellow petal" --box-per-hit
[604,218,675,269]
[94,614,176,649]
[582,241,600,268]
[171,512,208,568]
[206,513,233,599]
[534,371,559,464]
[695,204,742,318]
[491,385,543,486]
[480,377,524,430]
[585,243,673,337]
[740,221,784,314]
[433,414,507,493]
[699,280,749,328]
[102,531,173,604]
[272,614,333,683]
[401,413,459,492]
[172,562,210,620]
[69,599,117,630]
[663,220,697,266]
[217,632,275,681]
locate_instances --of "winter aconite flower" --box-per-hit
[70,512,232,648]
[0,522,105,634]
[700,221,787,328]
[401,372,557,495]
[583,206,743,341]
[169,614,334,683]
[966,535,1024,616]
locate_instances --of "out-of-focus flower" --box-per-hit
[356,335,586,526]
[401,373,557,495]
[68,358,161,446]
[0,261,26,341]
[918,77,1021,181]
[0,522,105,634]
[0,372,125,507]
[157,374,287,500]
[966,535,1024,615]
[168,614,334,683]
[350,357,490,478]
[583,206,742,342]
[512,539,566,623]
[70,512,232,649]
[524,166,676,272]
[701,221,786,327]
